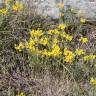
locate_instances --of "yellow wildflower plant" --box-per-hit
[52,38,59,44]
[14,41,24,52]
[79,37,88,43]
[48,29,59,35]
[75,49,85,56]
[39,37,48,46]
[65,34,73,41]
[61,32,73,41]
[60,32,66,37]
[0,8,8,14]
[83,55,89,61]
[56,3,64,9]
[41,49,49,57]
[12,1,23,12]
[84,54,96,61]
[17,92,26,96]
[90,77,96,85]
[3,0,10,4]
[64,48,75,63]
[57,23,66,30]
[48,29,54,35]
[12,5,18,12]
[51,44,61,57]
[53,29,59,34]
[30,29,43,37]
[25,38,35,49]
[80,18,86,24]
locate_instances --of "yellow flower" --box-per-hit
[64,48,75,63]
[48,29,59,35]
[51,44,61,57]
[90,77,96,85]
[17,92,25,96]
[12,1,23,12]
[0,8,8,14]
[61,32,73,41]
[60,32,66,37]
[84,54,96,61]
[83,55,89,61]
[30,29,43,37]
[12,5,18,12]
[3,0,10,4]
[89,54,96,59]
[79,37,88,43]
[25,38,35,49]
[65,34,73,41]
[14,41,24,52]
[41,49,49,57]
[75,49,85,55]
[48,29,53,35]
[52,38,59,44]
[53,29,59,34]
[80,18,86,24]
[57,23,66,30]
[56,3,64,9]
[39,37,48,46]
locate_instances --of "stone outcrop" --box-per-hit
[27,0,96,20]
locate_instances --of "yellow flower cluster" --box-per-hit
[39,37,48,46]
[75,49,85,56]
[30,29,43,37]
[14,23,96,63]
[84,54,96,61]
[14,42,24,52]
[90,77,96,85]
[48,29,59,35]
[79,37,88,43]
[12,1,23,12]
[3,0,10,4]
[57,23,66,30]
[40,39,61,57]
[17,92,25,96]
[41,49,50,57]
[64,48,75,63]
[0,8,8,14]
[61,32,73,41]
[40,41,61,57]
[51,44,61,57]
[1,1,23,15]
[52,38,59,44]
[25,38,35,50]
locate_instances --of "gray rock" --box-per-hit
[1,0,96,20]
[25,0,96,20]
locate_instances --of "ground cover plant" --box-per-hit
[0,0,96,96]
